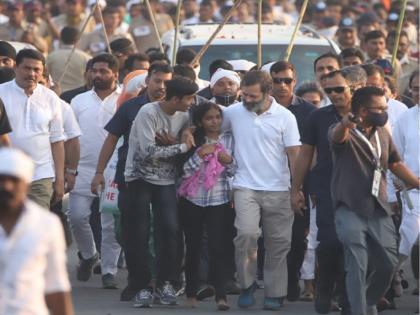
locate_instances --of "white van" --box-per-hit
[162,23,340,82]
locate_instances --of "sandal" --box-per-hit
[300,291,314,302]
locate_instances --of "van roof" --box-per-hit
[163,23,334,47]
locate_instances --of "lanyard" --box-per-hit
[354,129,382,169]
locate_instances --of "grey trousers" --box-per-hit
[233,188,294,297]
[335,205,398,315]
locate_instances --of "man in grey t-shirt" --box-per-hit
[124,77,198,308]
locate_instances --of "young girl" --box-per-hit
[178,102,236,311]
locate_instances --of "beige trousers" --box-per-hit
[28,178,53,210]
[233,188,294,298]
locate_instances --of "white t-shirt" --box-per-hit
[0,200,70,315]
[387,98,408,129]
[0,80,65,181]
[60,99,81,141]
[71,87,121,195]
[222,98,301,191]
[391,104,420,213]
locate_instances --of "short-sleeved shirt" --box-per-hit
[105,92,150,186]
[329,125,401,217]
[60,85,90,104]
[0,200,70,315]
[0,98,11,136]
[287,95,316,138]
[301,104,342,194]
[222,98,301,191]
[0,80,65,181]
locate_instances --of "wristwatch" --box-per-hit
[65,168,78,176]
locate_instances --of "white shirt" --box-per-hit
[392,104,420,212]
[61,100,81,141]
[0,200,70,315]
[71,87,121,195]
[387,98,408,129]
[0,80,65,181]
[222,98,301,191]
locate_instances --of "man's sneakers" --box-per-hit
[237,281,258,308]
[102,273,118,289]
[133,289,154,308]
[263,297,284,310]
[77,252,99,281]
[155,282,178,305]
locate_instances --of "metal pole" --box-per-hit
[144,0,165,53]
[191,0,243,65]
[391,0,408,70]
[172,0,182,66]
[283,0,309,62]
[58,5,96,85]
[97,0,111,53]
[257,0,263,68]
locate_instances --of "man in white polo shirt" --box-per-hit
[0,49,65,210]
[69,53,122,287]
[0,148,73,315]
[222,71,301,310]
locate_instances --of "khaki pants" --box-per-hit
[28,178,53,209]
[233,188,294,297]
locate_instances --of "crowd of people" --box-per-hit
[0,0,419,315]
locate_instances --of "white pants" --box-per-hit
[300,203,319,280]
[68,193,97,260]
[399,192,420,257]
[101,212,121,275]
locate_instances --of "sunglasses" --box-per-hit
[324,86,348,94]
[272,77,294,85]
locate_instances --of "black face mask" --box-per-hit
[214,94,237,106]
[367,111,388,127]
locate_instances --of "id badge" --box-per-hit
[371,169,381,197]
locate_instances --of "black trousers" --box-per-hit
[316,239,350,310]
[287,212,308,298]
[121,179,180,291]
[179,198,229,300]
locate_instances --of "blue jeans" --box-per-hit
[124,179,180,290]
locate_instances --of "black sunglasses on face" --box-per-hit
[324,86,347,94]
[272,77,294,85]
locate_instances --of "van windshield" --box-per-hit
[187,44,336,82]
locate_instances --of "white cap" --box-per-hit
[210,68,241,88]
[260,62,275,74]
[228,59,256,72]
[0,148,34,183]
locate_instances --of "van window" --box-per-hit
[186,44,334,82]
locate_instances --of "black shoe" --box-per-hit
[196,285,215,301]
[77,252,99,282]
[225,279,241,295]
[93,263,102,275]
[287,281,301,302]
[315,293,332,314]
[120,285,138,301]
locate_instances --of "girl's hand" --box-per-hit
[218,152,232,165]
[198,144,216,158]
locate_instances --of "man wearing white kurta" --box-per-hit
[392,71,420,268]
[0,148,72,315]
[0,49,65,210]
[69,54,122,286]
[222,71,300,310]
